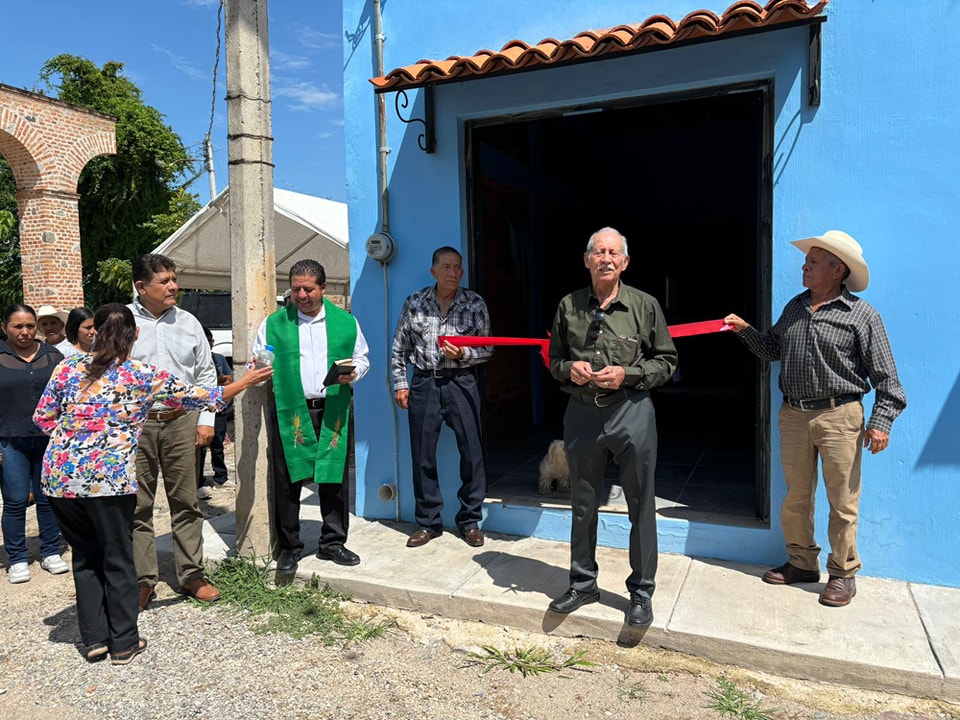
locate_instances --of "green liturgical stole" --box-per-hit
[266,299,357,484]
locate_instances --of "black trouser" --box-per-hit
[407,370,486,533]
[267,399,349,556]
[197,413,229,485]
[49,494,140,653]
[563,391,659,600]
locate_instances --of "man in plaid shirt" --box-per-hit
[725,230,905,607]
[391,247,492,549]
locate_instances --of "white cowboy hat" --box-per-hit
[35,305,69,325]
[791,230,869,292]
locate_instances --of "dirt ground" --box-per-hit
[1,443,958,720]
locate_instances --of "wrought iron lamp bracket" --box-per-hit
[394,84,436,153]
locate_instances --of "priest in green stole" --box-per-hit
[252,260,370,574]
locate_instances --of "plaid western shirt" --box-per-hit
[390,284,492,391]
[737,288,906,434]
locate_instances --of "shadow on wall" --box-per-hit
[915,371,960,468]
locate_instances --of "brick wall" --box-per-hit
[0,83,116,309]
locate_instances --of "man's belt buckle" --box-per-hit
[593,391,620,408]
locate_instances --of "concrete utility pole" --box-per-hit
[224,0,277,559]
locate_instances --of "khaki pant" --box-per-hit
[133,411,205,588]
[778,401,864,578]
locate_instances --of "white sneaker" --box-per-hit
[197,485,214,500]
[8,562,31,584]
[41,555,70,574]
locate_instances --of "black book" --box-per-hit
[323,359,355,386]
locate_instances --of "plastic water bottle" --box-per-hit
[254,344,274,369]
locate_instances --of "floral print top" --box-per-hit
[33,354,225,498]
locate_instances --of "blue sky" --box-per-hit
[1,0,346,205]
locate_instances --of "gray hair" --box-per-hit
[586,227,629,258]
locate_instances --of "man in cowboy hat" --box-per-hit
[724,230,906,607]
[35,305,68,346]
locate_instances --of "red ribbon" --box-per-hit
[439,318,731,368]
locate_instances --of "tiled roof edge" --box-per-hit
[371,0,828,91]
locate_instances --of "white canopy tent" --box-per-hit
[153,187,350,301]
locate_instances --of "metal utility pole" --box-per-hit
[224,0,276,559]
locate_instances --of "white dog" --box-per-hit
[538,440,570,495]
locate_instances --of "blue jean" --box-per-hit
[0,436,60,564]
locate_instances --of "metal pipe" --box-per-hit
[374,0,400,520]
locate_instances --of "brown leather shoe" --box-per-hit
[179,577,221,603]
[462,528,484,547]
[819,576,856,607]
[406,528,439,548]
[762,562,820,585]
[138,585,156,613]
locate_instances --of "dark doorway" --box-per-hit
[467,81,772,525]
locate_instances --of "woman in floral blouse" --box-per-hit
[33,304,272,665]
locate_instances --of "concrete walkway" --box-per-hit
[171,508,960,703]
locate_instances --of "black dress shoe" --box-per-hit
[317,545,361,566]
[276,549,299,573]
[548,587,600,614]
[626,593,653,627]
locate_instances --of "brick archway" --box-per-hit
[0,83,116,309]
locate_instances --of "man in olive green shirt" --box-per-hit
[547,226,677,628]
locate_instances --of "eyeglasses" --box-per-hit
[587,308,604,343]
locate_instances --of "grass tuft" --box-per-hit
[206,556,396,642]
[617,676,650,703]
[703,676,774,720]
[466,645,596,678]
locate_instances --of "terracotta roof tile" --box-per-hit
[371,0,827,92]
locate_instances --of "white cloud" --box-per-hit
[152,44,207,82]
[182,0,220,8]
[332,119,344,127]
[271,50,311,72]
[295,25,340,51]
[273,81,340,112]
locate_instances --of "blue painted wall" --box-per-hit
[343,1,960,587]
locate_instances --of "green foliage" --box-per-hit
[617,676,650,703]
[96,258,133,303]
[206,555,396,642]
[0,160,22,309]
[466,645,596,678]
[0,210,13,240]
[35,54,201,306]
[703,676,773,720]
[142,188,203,240]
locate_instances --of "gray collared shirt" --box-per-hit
[128,299,218,427]
[737,287,906,434]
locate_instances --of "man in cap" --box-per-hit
[36,305,68,346]
[724,230,906,607]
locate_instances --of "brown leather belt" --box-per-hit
[147,407,186,422]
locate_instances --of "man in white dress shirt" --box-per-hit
[128,253,221,610]
[252,259,369,573]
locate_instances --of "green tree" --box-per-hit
[37,54,202,306]
[0,159,22,310]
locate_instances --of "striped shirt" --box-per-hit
[390,285,492,391]
[737,288,906,434]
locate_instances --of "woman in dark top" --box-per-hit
[0,303,67,584]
